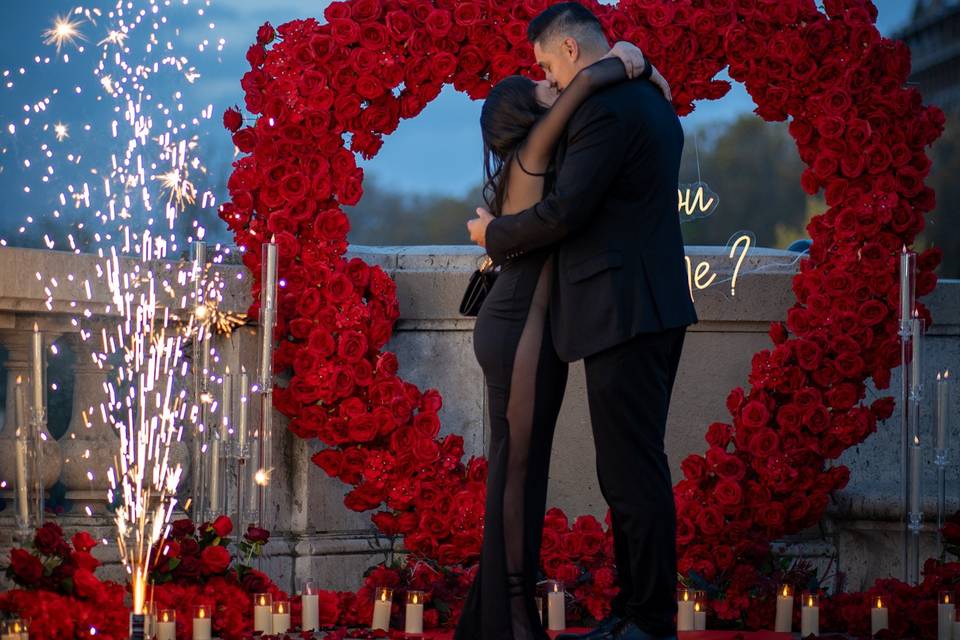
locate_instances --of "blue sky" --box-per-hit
[0,0,919,207]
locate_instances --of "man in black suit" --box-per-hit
[467,4,698,639]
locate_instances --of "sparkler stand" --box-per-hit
[255,241,278,530]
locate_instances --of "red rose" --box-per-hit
[200,545,231,575]
[680,454,707,482]
[170,518,195,539]
[71,550,101,572]
[385,11,413,40]
[73,568,102,599]
[425,9,452,37]
[72,531,97,553]
[34,522,66,556]
[695,507,724,536]
[256,22,275,45]
[245,525,271,544]
[210,515,233,538]
[740,400,770,429]
[222,107,243,132]
[9,548,43,585]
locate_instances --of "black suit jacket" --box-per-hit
[485,78,698,362]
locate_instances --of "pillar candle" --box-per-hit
[405,590,425,634]
[938,372,952,453]
[238,369,249,453]
[547,580,565,631]
[871,597,889,635]
[939,591,955,640]
[302,593,319,632]
[156,610,176,640]
[253,593,272,634]
[31,323,44,427]
[193,605,211,640]
[774,584,793,633]
[801,593,819,637]
[372,587,392,631]
[677,588,695,631]
[273,600,290,634]
[694,600,707,631]
[910,436,922,516]
[14,379,30,527]
[900,246,915,322]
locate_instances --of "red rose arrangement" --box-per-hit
[220,0,945,631]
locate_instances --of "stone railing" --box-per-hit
[0,245,958,595]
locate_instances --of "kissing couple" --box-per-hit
[456,4,697,640]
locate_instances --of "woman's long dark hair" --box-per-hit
[480,76,548,217]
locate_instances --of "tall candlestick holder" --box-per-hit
[13,377,42,539]
[899,246,921,583]
[189,241,211,519]
[255,241,278,529]
[29,324,46,525]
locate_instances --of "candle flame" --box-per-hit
[807,596,814,607]
[782,585,790,597]
[412,593,420,604]
[876,597,883,609]
[683,590,689,602]
[695,601,702,613]
[162,611,171,623]
[198,607,206,619]
[944,593,952,605]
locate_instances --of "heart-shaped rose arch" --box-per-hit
[220,0,946,629]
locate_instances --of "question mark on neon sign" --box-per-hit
[728,233,752,297]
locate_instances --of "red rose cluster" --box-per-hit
[221,0,944,629]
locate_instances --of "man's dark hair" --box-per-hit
[527,2,607,49]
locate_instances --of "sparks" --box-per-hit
[42,15,85,52]
[54,122,69,141]
[154,168,197,210]
[98,30,127,47]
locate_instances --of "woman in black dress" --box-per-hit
[455,43,665,640]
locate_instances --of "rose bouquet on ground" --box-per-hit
[1,522,129,638]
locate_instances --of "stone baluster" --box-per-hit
[0,328,62,494]
[59,333,117,512]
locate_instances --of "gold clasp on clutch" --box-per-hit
[478,255,494,272]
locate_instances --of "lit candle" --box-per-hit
[938,371,952,454]
[302,578,319,632]
[871,596,888,635]
[156,610,176,640]
[192,604,212,640]
[238,368,249,452]
[939,591,955,640]
[801,592,819,637]
[900,246,915,323]
[273,599,290,634]
[694,592,707,631]
[547,580,565,631]
[14,377,30,527]
[405,590,425,634]
[911,313,923,396]
[253,592,273,634]
[775,584,793,633]
[31,323,44,428]
[677,588,695,631]
[910,435,922,517]
[372,586,392,631]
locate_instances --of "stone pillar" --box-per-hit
[0,328,62,492]
[59,333,116,511]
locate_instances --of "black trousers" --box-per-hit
[583,325,687,636]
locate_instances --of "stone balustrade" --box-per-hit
[0,244,957,595]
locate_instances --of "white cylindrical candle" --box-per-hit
[677,588,695,631]
[156,610,176,640]
[273,600,290,634]
[405,590,425,634]
[31,324,44,428]
[193,605,212,640]
[547,580,565,631]
[774,585,793,633]
[14,379,30,527]
[238,369,249,453]
[800,593,819,637]
[302,593,319,631]
[900,247,915,322]
[694,594,707,631]
[939,591,955,640]
[938,372,952,453]
[910,437,922,516]
[253,593,273,634]
[372,587,392,631]
[871,597,889,635]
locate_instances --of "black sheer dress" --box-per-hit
[455,57,630,640]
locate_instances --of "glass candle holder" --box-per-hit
[253,592,273,634]
[546,580,566,631]
[372,586,393,631]
[301,578,320,632]
[405,590,425,634]
[272,600,291,634]
[677,588,696,631]
[193,604,212,640]
[156,609,176,640]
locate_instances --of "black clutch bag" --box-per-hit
[459,255,498,317]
